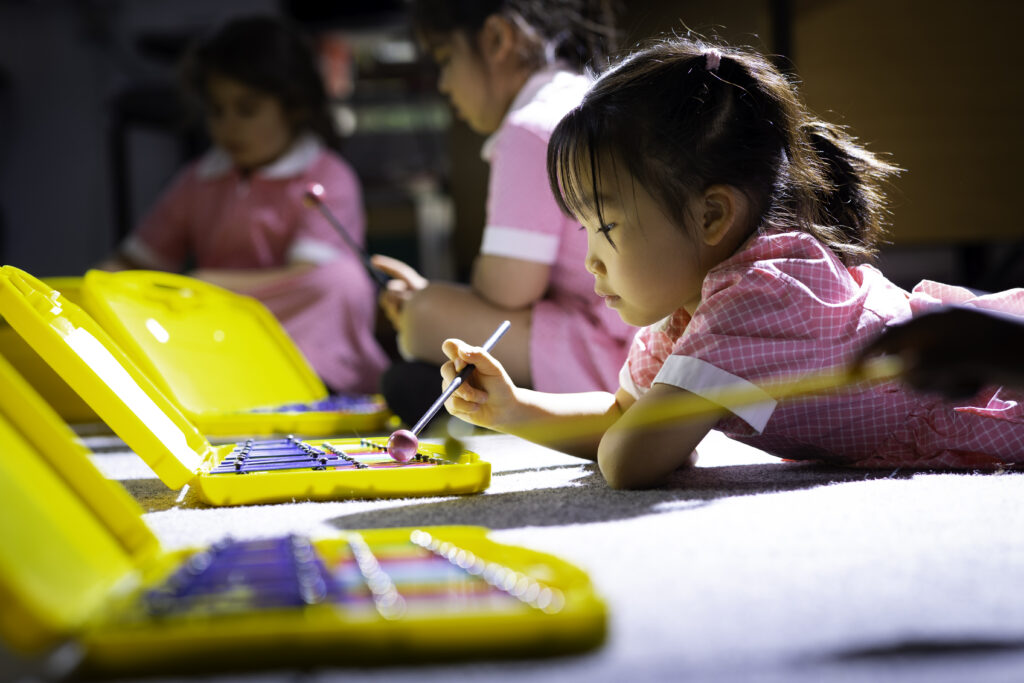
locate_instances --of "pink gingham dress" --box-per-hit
[620,230,1024,470]
[120,135,388,394]
[480,66,635,393]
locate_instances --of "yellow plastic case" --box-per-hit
[0,276,99,423]
[0,266,490,506]
[78,268,389,437]
[0,354,606,677]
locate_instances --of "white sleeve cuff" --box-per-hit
[618,362,641,399]
[479,226,559,264]
[287,238,344,265]
[653,355,777,433]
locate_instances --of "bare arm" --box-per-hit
[442,338,721,485]
[470,254,550,309]
[596,383,721,489]
[373,252,540,384]
[187,262,316,293]
[94,253,316,294]
[498,386,625,459]
[95,252,161,272]
[441,337,620,459]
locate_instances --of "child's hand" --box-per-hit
[370,255,428,331]
[440,337,520,430]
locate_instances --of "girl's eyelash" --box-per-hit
[577,222,616,232]
[577,223,616,247]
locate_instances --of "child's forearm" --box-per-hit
[470,254,549,310]
[188,263,315,292]
[496,388,623,460]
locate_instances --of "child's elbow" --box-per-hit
[600,464,654,490]
[597,438,662,490]
[597,427,700,490]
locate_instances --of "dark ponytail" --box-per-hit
[799,120,899,260]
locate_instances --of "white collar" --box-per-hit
[481,64,572,162]
[195,133,324,180]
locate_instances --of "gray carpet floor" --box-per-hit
[5,429,1024,683]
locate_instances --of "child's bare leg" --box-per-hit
[400,282,533,386]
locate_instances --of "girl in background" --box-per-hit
[439,37,1024,488]
[372,0,636,424]
[103,15,388,394]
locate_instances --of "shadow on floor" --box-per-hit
[324,461,920,531]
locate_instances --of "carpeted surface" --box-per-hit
[5,430,1024,682]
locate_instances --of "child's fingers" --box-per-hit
[439,357,461,380]
[369,253,406,275]
[379,288,401,309]
[440,339,473,374]
[384,278,409,295]
[441,338,506,378]
[378,290,404,327]
[440,359,489,403]
[446,394,483,415]
[370,254,428,289]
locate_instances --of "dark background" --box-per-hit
[0,0,1021,290]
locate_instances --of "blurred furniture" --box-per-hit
[793,0,1024,290]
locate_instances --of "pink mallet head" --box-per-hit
[302,183,325,207]
[386,429,418,463]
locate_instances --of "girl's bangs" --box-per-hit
[548,108,606,222]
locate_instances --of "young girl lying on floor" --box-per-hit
[436,37,1024,488]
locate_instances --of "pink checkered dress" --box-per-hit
[620,230,1024,470]
[120,135,389,394]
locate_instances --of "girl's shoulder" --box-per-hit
[702,230,857,303]
[506,68,591,138]
[710,230,845,279]
[727,229,835,266]
[191,146,234,182]
[483,70,590,163]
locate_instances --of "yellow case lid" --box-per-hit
[0,352,160,653]
[80,270,327,415]
[0,277,99,423]
[0,266,212,489]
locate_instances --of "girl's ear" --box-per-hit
[700,185,749,246]
[479,14,518,67]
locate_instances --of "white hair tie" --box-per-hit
[705,49,722,72]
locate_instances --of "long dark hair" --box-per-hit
[180,15,342,152]
[411,0,619,74]
[548,37,900,263]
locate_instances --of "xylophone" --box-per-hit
[0,364,606,676]
[133,529,578,625]
[77,268,391,437]
[0,266,490,505]
[209,436,456,475]
[248,393,383,414]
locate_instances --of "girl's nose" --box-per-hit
[585,249,605,276]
